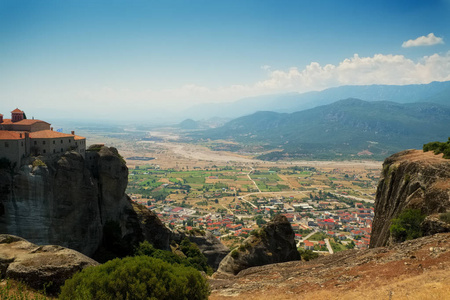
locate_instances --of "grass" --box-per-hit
[0,280,49,300]
[308,232,328,241]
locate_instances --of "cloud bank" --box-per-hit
[67,52,450,108]
[6,52,450,120]
[402,33,444,48]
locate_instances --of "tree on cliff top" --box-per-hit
[423,138,450,159]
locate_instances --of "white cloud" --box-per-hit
[253,52,450,92]
[402,33,444,48]
[5,52,450,120]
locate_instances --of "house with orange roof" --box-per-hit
[0,108,86,166]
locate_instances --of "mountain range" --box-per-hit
[183,81,450,120]
[195,99,450,160]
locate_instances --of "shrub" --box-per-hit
[230,250,239,259]
[135,240,212,275]
[32,159,46,167]
[423,138,450,159]
[439,212,450,224]
[390,209,426,242]
[59,256,209,300]
[298,249,319,261]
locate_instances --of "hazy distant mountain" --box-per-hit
[197,99,450,160]
[177,119,200,129]
[183,81,450,120]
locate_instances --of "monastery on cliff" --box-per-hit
[0,108,86,166]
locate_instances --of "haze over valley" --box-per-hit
[1,1,450,299]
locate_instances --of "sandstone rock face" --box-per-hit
[0,234,98,294]
[216,215,300,275]
[0,146,170,257]
[370,150,450,248]
[173,230,230,271]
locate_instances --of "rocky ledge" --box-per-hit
[210,232,450,300]
[370,149,450,248]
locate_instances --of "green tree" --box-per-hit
[59,256,209,300]
[390,209,426,242]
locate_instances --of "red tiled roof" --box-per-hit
[11,108,23,113]
[74,135,85,140]
[1,119,49,125]
[0,131,25,140]
[29,130,73,139]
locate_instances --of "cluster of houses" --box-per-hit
[131,194,374,250]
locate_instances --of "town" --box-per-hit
[126,161,379,254]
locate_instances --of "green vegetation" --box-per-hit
[439,212,450,224]
[87,144,103,152]
[0,280,48,300]
[196,99,450,160]
[135,240,213,275]
[32,159,46,167]
[390,209,426,242]
[298,249,319,261]
[423,138,450,159]
[58,256,209,300]
[308,232,328,241]
[230,249,239,258]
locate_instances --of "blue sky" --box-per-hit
[1,0,449,122]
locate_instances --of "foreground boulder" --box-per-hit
[370,150,450,248]
[0,234,98,294]
[216,215,300,275]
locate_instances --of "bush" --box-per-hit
[298,249,319,261]
[390,209,426,242]
[423,138,450,159]
[59,256,209,300]
[135,240,213,275]
[230,250,239,258]
[439,212,450,224]
[32,159,46,167]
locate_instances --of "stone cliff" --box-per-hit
[0,146,170,257]
[370,149,450,248]
[216,215,300,275]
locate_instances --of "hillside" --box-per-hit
[183,81,450,120]
[210,232,450,300]
[198,99,450,160]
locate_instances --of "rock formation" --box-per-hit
[173,229,230,271]
[0,234,98,294]
[370,149,450,248]
[209,232,450,299]
[216,215,300,275]
[0,146,170,257]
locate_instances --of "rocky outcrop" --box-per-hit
[0,234,98,294]
[370,150,450,248]
[209,232,450,300]
[216,215,300,275]
[132,202,171,251]
[0,146,170,257]
[173,229,230,271]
